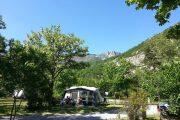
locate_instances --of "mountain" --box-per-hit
[106,23,180,66]
[78,23,180,76]
[76,23,179,80]
[74,51,121,62]
[75,23,180,116]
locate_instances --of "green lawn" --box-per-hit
[0,98,121,116]
[0,98,28,116]
[0,98,161,120]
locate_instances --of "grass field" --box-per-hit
[0,98,122,116]
[0,98,28,116]
[0,98,162,120]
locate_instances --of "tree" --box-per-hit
[23,46,50,110]
[137,62,180,115]
[98,58,135,98]
[0,40,26,120]
[0,15,6,56]
[144,45,162,70]
[54,69,77,98]
[77,61,103,88]
[0,15,6,29]
[0,15,7,97]
[26,25,87,106]
[125,0,180,25]
[0,36,6,54]
[126,89,148,120]
[0,36,6,97]
[165,22,180,39]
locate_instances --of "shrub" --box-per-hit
[125,89,148,120]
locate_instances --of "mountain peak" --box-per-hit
[74,51,121,62]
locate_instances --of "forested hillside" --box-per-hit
[121,23,180,60]
[77,22,180,86]
[76,23,180,115]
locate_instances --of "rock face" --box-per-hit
[74,51,121,62]
[126,52,145,66]
[73,54,100,62]
[99,51,121,60]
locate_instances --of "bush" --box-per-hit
[125,89,148,120]
[169,94,180,116]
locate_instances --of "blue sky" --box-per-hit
[0,0,179,54]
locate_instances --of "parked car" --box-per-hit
[157,102,169,116]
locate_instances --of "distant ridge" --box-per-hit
[74,51,121,62]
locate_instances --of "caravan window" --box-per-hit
[71,92,78,100]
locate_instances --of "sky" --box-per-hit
[0,0,179,54]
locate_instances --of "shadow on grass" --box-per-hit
[0,105,11,115]
[31,104,121,115]
[0,98,121,117]
[0,105,119,120]
[17,115,102,120]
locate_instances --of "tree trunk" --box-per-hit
[10,96,16,120]
[47,81,54,108]
[12,98,22,120]
[142,111,146,120]
[12,99,17,120]
[10,97,15,120]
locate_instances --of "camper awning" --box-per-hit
[65,86,98,92]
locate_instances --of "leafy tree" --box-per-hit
[77,58,135,98]
[54,69,77,98]
[0,15,6,56]
[0,40,27,119]
[26,25,87,106]
[0,36,6,54]
[23,46,50,110]
[126,89,148,120]
[99,58,135,97]
[77,61,104,87]
[125,0,180,25]
[1,40,25,93]
[165,22,180,39]
[137,62,180,115]
[0,36,7,97]
[0,15,6,29]
[0,16,7,97]
[160,63,180,115]
[144,45,162,70]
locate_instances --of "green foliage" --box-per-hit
[121,23,180,66]
[54,69,77,98]
[126,89,148,120]
[0,36,6,53]
[0,16,7,97]
[0,15,6,29]
[23,46,50,110]
[169,94,180,116]
[1,40,25,94]
[26,25,87,107]
[165,22,180,39]
[77,61,104,87]
[125,0,180,25]
[77,23,180,115]
[77,58,136,98]
[136,62,180,115]
[144,44,162,69]
[0,14,179,116]
[0,25,87,110]
[123,24,180,115]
